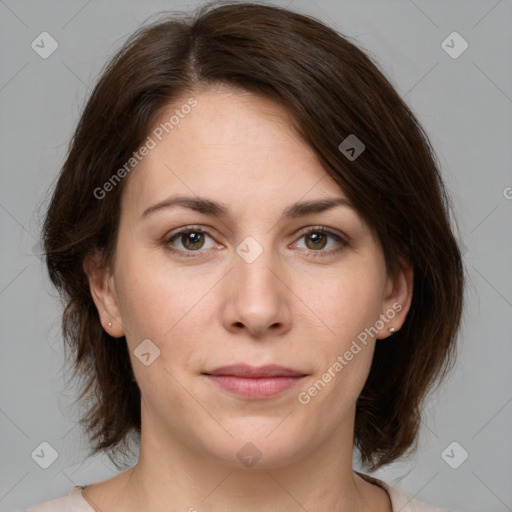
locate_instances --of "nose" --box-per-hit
[221,243,292,338]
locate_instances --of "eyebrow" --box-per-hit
[140,194,353,220]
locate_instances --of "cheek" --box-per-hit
[115,249,187,333]
[308,264,386,339]
[114,250,219,367]
[298,309,377,429]
[296,265,384,410]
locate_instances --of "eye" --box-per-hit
[164,226,219,256]
[164,225,348,259]
[292,227,348,257]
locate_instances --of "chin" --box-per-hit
[199,422,313,470]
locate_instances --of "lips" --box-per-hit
[203,364,306,378]
[202,364,307,399]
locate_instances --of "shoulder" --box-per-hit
[25,486,93,512]
[355,471,447,512]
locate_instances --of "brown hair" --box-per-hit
[42,1,464,471]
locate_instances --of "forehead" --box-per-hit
[121,87,346,218]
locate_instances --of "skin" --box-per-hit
[83,85,413,512]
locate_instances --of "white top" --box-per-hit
[25,473,447,511]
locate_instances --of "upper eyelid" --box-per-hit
[166,225,218,243]
[294,225,345,238]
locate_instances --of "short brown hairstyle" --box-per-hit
[42,1,464,471]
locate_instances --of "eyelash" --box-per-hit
[163,225,349,259]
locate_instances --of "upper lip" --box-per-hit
[203,364,306,378]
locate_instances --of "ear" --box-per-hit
[376,259,414,339]
[82,250,125,338]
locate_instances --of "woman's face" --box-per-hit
[88,86,412,468]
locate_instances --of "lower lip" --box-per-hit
[204,375,305,399]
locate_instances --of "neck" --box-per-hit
[103,408,390,512]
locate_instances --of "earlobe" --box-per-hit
[82,250,125,338]
[378,260,414,339]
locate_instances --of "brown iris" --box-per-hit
[181,231,205,250]
[305,231,328,250]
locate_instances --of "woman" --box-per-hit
[28,2,463,511]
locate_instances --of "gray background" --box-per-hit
[1,0,511,511]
